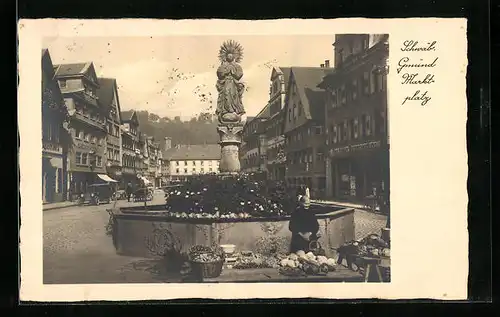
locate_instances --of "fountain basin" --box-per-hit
[109,203,355,259]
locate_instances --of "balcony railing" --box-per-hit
[42,141,63,155]
[73,112,106,131]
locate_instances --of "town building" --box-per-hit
[96,77,123,183]
[282,66,333,199]
[120,111,142,188]
[264,67,290,181]
[145,136,163,188]
[240,110,269,175]
[42,49,70,203]
[162,144,220,182]
[318,34,389,206]
[53,62,108,199]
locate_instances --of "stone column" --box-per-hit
[217,124,244,174]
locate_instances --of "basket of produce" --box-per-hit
[188,245,225,278]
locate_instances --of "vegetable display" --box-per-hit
[278,250,337,276]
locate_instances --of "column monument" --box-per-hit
[215,40,245,174]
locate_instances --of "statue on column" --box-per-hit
[216,40,246,124]
[215,40,245,174]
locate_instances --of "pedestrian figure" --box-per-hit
[126,182,133,202]
[288,195,319,253]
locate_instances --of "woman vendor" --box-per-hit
[288,195,320,253]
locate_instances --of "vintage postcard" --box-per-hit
[18,18,468,301]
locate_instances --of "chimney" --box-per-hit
[320,63,325,68]
[325,60,330,68]
[164,137,172,150]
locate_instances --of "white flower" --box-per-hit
[240,202,245,206]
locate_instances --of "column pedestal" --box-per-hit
[217,124,244,174]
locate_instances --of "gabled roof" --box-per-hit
[42,49,66,112]
[162,144,221,161]
[271,66,291,89]
[53,63,90,77]
[121,110,138,125]
[96,78,116,106]
[53,62,100,87]
[278,67,291,87]
[287,67,332,120]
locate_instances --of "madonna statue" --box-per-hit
[215,40,246,123]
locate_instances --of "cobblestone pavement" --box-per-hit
[43,195,388,284]
[43,192,167,284]
[353,210,388,240]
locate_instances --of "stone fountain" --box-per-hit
[215,40,246,174]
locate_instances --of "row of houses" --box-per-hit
[42,49,221,203]
[240,34,390,206]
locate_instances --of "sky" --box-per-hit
[43,35,334,119]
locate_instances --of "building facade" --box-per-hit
[145,136,163,188]
[120,111,142,188]
[241,113,268,175]
[42,49,69,203]
[96,77,123,183]
[265,67,290,181]
[282,66,333,199]
[318,34,389,205]
[163,144,220,182]
[53,62,108,199]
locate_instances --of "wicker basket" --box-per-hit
[190,259,224,278]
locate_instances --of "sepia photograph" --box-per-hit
[41,34,391,284]
[21,18,468,301]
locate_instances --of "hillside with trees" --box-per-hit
[121,110,220,149]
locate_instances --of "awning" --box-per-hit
[97,174,119,183]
